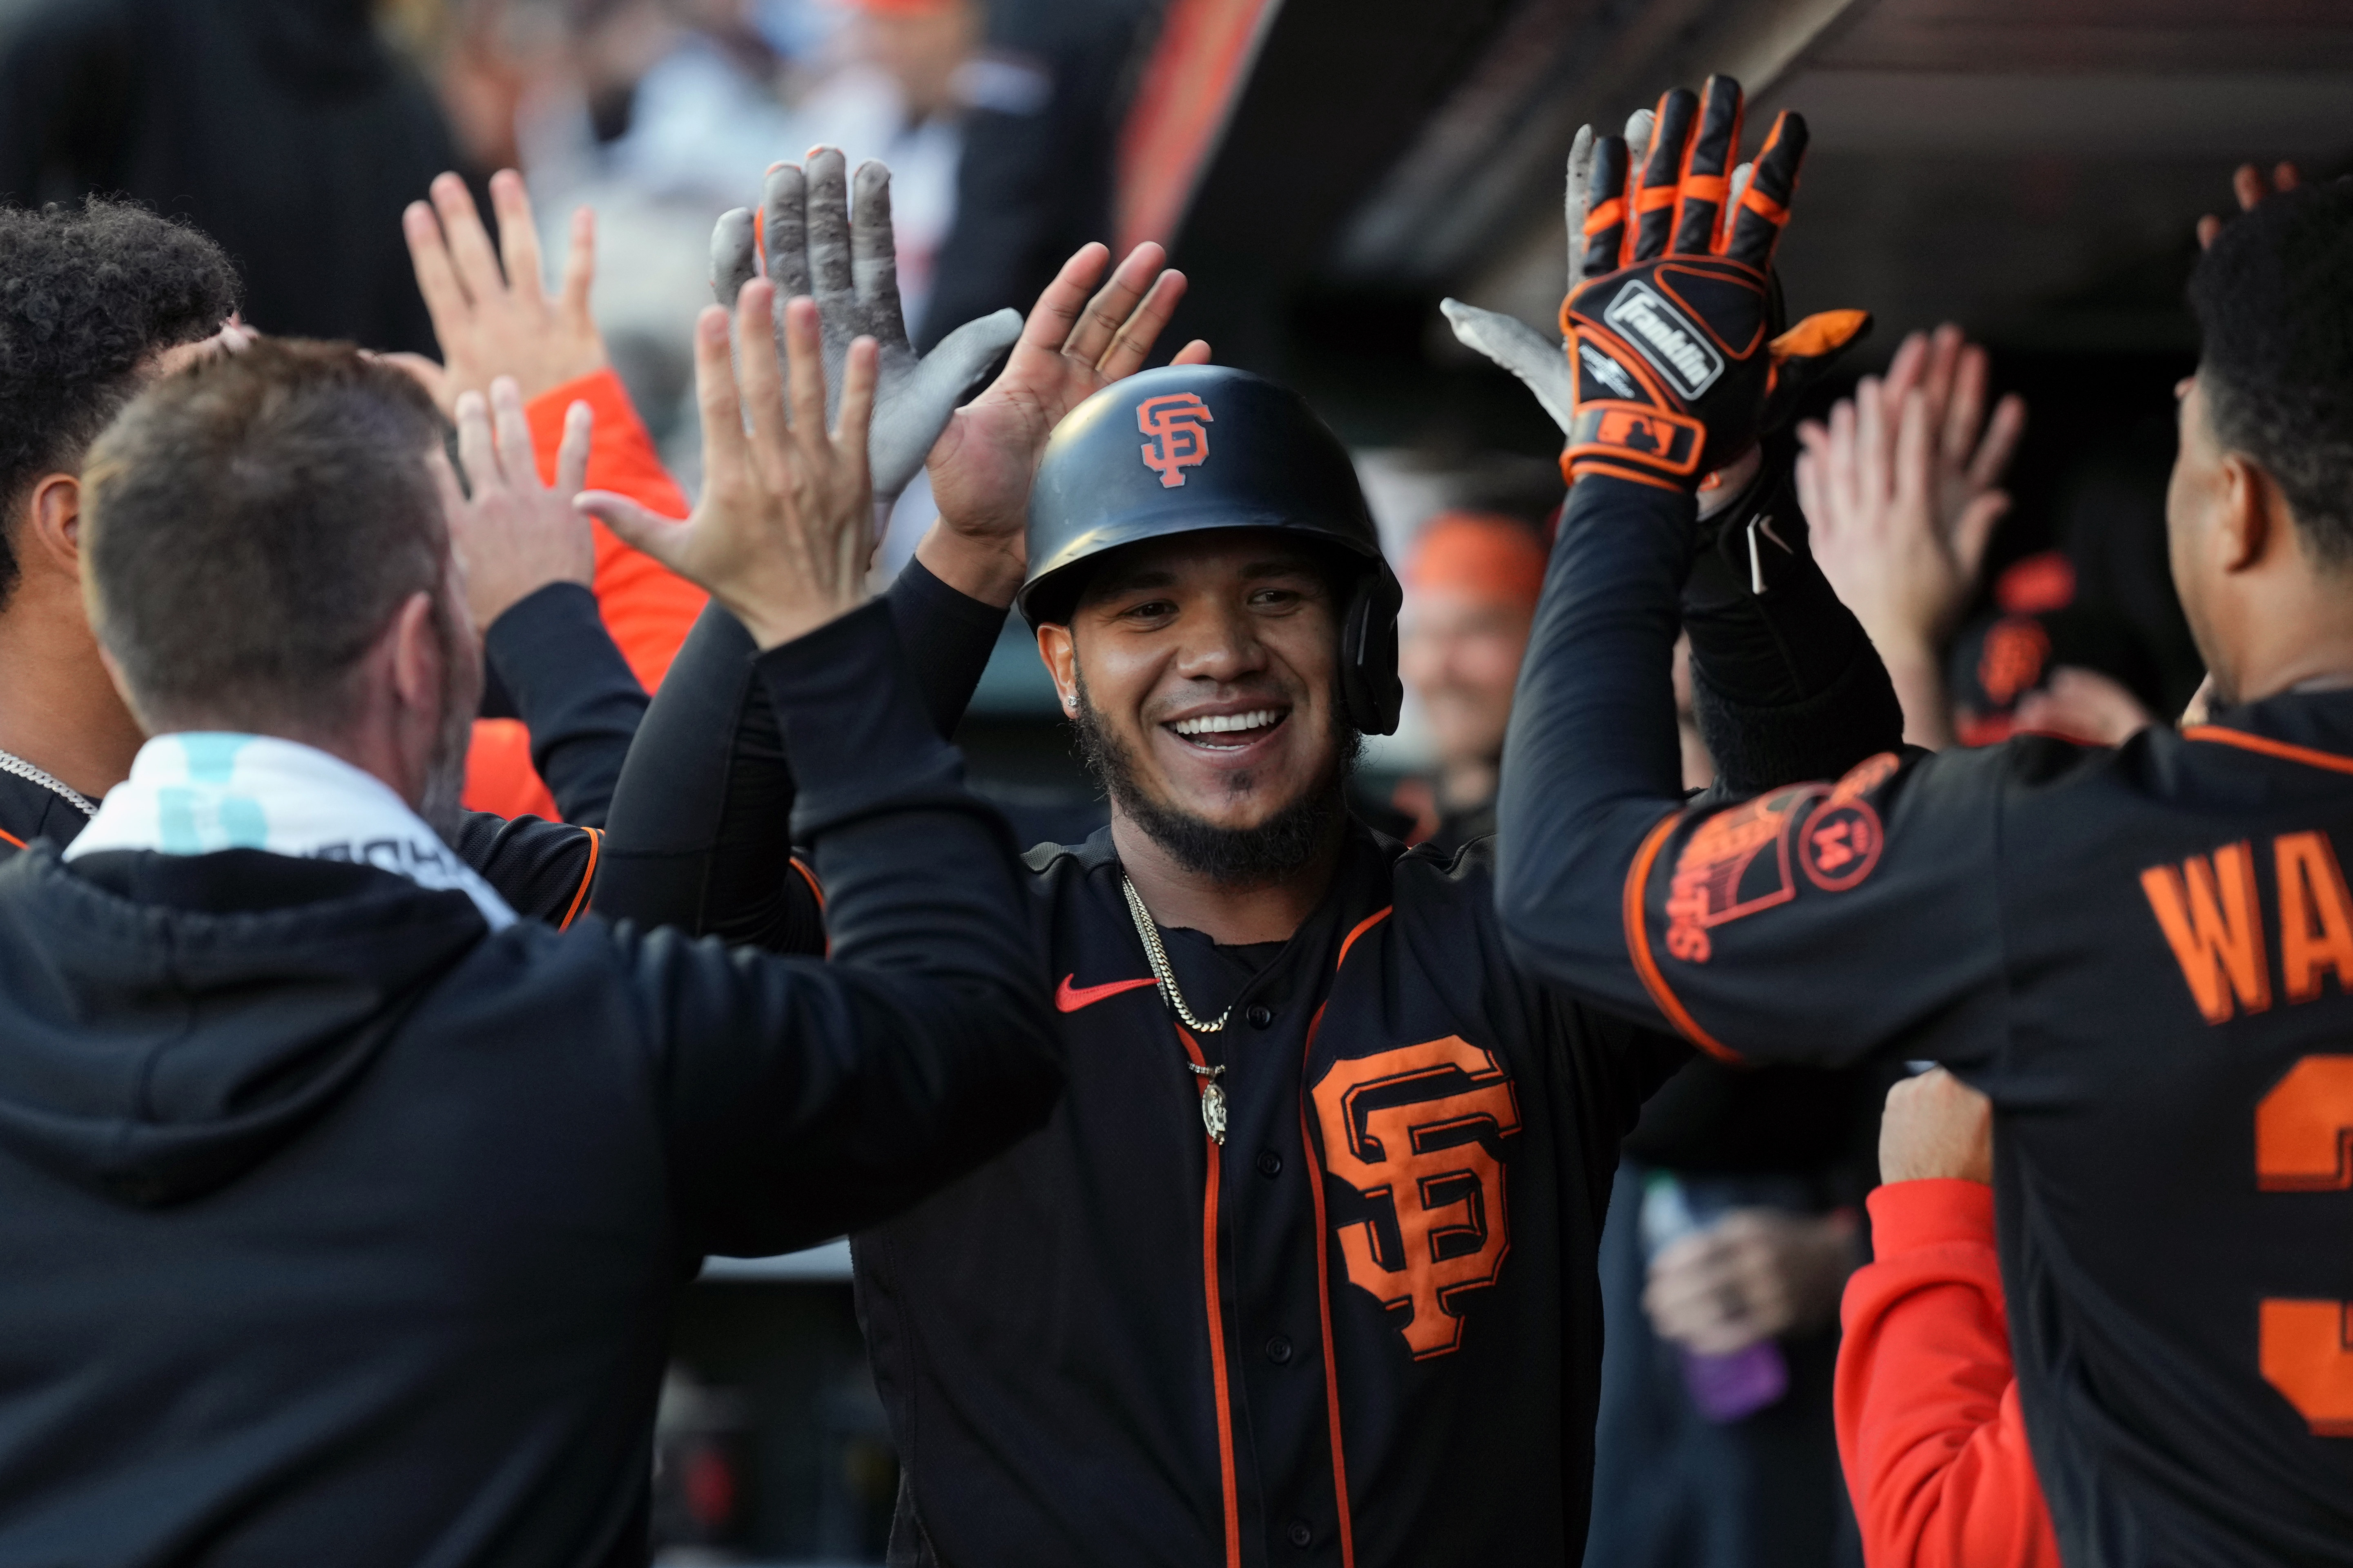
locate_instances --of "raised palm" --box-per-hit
[922,240,1212,595]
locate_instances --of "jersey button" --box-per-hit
[1265,1334,1294,1365]
[1287,1519,1314,1548]
[1257,1149,1282,1178]
[1247,1004,1274,1029]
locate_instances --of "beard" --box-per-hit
[1074,670,1360,886]
[417,607,478,842]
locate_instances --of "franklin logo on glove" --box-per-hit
[1603,281,1724,399]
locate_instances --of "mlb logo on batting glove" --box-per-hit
[1561,76,1808,492]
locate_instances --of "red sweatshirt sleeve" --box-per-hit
[1835,1179,2059,1568]
[465,370,708,821]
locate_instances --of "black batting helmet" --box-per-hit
[1018,365,1403,735]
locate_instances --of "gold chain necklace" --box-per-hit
[1120,873,1229,1145]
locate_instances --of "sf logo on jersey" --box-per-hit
[1311,1037,1522,1358]
[1138,392,1213,488]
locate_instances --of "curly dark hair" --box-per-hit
[0,198,242,606]
[2188,178,2353,566]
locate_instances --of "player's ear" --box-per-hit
[2214,451,2271,574]
[1037,623,1080,718]
[24,472,83,574]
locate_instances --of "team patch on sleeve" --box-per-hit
[1799,753,1895,893]
[1664,785,1822,962]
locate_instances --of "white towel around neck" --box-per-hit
[65,733,515,931]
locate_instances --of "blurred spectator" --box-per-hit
[0,0,465,354]
[1587,1055,1884,1568]
[916,0,1142,351]
[1392,510,1546,853]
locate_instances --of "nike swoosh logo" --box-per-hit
[1056,973,1159,1013]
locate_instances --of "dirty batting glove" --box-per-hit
[1563,76,1821,492]
[711,148,1022,504]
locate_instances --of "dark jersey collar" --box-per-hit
[0,770,91,856]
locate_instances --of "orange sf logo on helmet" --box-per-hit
[1137,392,1213,488]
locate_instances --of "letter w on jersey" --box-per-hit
[1137,392,1213,488]
[1311,1038,1522,1358]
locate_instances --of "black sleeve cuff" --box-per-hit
[485,582,646,721]
[886,555,1012,739]
[757,600,967,841]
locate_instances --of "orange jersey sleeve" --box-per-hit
[465,369,706,820]
[525,367,706,692]
[1835,1179,2059,1568]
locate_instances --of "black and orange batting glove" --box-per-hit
[1561,77,1863,492]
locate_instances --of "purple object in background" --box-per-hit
[1639,1171,1791,1423]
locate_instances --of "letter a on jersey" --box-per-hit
[1310,1037,1522,1357]
[1138,392,1213,487]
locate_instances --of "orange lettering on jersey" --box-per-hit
[2275,833,2353,1004]
[1310,1038,1521,1359]
[2256,1057,2353,1435]
[1663,786,1818,962]
[2140,842,2269,1024]
[2256,1055,2353,1192]
[1137,393,1214,487]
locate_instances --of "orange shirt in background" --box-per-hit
[462,368,706,820]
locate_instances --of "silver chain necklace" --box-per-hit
[1119,873,1230,1145]
[0,747,96,818]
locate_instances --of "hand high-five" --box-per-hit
[580,285,878,651]
[401,170,607,413]
[1795,325,2026,748]
[712,147,1023,503]
[433,377,595,634]
[917,240,1213,606]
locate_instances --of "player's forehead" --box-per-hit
[1077,528,1329,603]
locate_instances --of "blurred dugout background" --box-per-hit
[3,0,2351,1559]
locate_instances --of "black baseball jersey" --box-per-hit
[1503,471,2353,1567]
[591,555,1907,1568]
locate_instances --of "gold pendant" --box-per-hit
[1199,1076,1228,1145]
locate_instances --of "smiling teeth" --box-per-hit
[1173,709,1278,736]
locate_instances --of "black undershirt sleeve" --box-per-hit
[640,601,1059,1256]
[591,558,1008,949]
[483,582,648,829]
[1495,471,2007,1067]
[1679,439,1906,796]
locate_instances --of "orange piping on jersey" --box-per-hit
[789,856,831,956]
[1298,996,1359,1568]
[2187,726,2353,777]
[1336,906,1392,972]
[1177,1021,1244,1568]
[1294,905,1396,1566]
[1623,810,1741,1062]
[558,828,601,930]
[0,826,23,851]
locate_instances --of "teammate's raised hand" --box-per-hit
[436,376,596,634]
[712,147,1023,503]
[2198,161,2299,250]
[918,240,1213,606]
[1796,324,2023,747]
[401,170,606,414]
[580,284,878,650]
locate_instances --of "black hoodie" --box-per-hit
[0,603,1058,1565]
